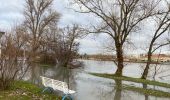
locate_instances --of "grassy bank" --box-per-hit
[124,85,170,97]
[90,73,170,98]
[0,81,61,100]
[90,73,170,88]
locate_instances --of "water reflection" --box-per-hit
[143,84,149,100]
[114,80,122,100]
[23,60,170,100]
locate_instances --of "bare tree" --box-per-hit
[53,24,84,67]
[24,0,60,61]
[38,22,59,64]
[71,0,160,76]
[0,26,28,90]
[141,1,170,79]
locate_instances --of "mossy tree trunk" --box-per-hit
[141,51,152,79]
[115,42,124,76]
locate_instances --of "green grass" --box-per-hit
[123,85,170,97]
[90,73,170,88]
[90,73,170,98]
[0,81,61,100]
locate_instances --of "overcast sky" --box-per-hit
[0,0,169,55]
[0,0,105,54]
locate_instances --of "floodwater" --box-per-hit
[23,60,170,100]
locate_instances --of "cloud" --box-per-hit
[0,0,24,29]
[1,0,168,55]
[0,0,101,54]
[78,36,102,54]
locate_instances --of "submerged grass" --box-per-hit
[0,81,61,100]
[90,73,170,98]
[90,73,170,88]
[123,85,170,98]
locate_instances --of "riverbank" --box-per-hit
[81,58,170,65]
[90,73,170,98]
[0,81,61,100]
[91,73,170,88]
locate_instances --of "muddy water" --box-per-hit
[24,60,170,100]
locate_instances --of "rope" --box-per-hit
[62,94,73,100]
[42,87,54,94]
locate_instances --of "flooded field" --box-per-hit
[23,60,170,100]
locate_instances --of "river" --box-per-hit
[23,60,170,100]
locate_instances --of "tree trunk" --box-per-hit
[115,44,124,76]
[141,52,152,79]
[31,50,36,62]
[30,44,37,62]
